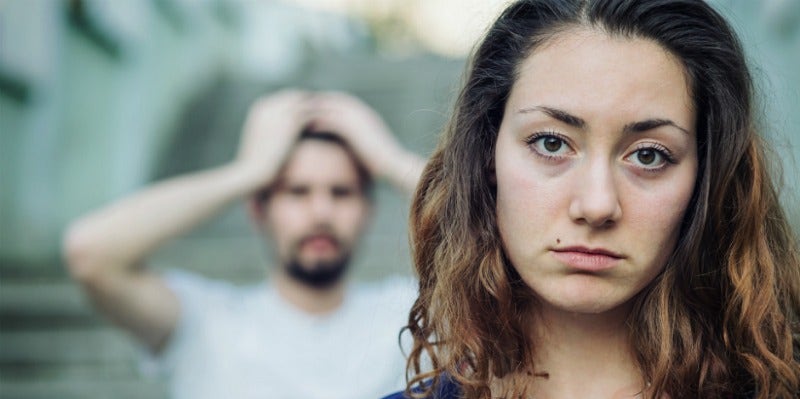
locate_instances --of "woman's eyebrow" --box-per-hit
[623,119,691,135]
[518,106,690,135]
[518,106,586,129]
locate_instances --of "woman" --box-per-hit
[389,0,800,398]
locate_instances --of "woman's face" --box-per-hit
[495,29,697,315]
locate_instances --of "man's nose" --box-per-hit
[308,192,335,220]
[567,159,623,228]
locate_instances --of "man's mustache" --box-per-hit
[295,231,342,249]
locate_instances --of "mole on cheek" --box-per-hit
[556,238,561,244]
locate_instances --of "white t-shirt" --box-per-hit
[142,270,417,399]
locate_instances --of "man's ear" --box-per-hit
[246,197,267,232]
[363,199,375,226]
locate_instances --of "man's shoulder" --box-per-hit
[354,275,416,297]
[162,269,267,308]
[350,275,417,309]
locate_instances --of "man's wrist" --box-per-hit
[218,162,275,199]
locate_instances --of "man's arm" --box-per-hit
[310,92,426,195]
[62,90,312,351]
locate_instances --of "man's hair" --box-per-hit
[255,129,374,204]
[405,0,800,398]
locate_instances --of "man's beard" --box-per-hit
[285,257,350,289]
[283,235,351,289]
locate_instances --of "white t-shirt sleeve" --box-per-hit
[138,269,230,377]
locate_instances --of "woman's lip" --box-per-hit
[550,247,623,271]
[553,246,624,258]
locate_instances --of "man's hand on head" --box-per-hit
[307,91,410,180]
[234,89,315,191]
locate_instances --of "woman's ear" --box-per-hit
[488,161,497,186]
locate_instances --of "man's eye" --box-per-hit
[288,187,309,196]
[332,187,355,198]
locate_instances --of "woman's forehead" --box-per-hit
[505,29,694,131]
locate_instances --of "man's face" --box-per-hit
[258,139,371,287]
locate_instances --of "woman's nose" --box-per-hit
[567,160,623,228]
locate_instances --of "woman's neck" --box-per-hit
[495,302,646,398]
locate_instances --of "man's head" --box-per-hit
[250,130,374,289]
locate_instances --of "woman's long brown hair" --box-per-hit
[405,1,800,397]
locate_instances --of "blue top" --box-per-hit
[381,376,758,399]
[380,376,460,399]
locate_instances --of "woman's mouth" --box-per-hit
[550,246,624,272]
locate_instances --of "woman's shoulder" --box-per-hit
[381,378,765,399]
[381,376,460,399]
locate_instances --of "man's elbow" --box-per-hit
[62,221,108,286]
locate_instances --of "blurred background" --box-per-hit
[0,0,797,398]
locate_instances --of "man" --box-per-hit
[62,90,425,399]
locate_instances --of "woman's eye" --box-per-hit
[627,147,670,169]
[530,135,570,156]
[636,149,658,165]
